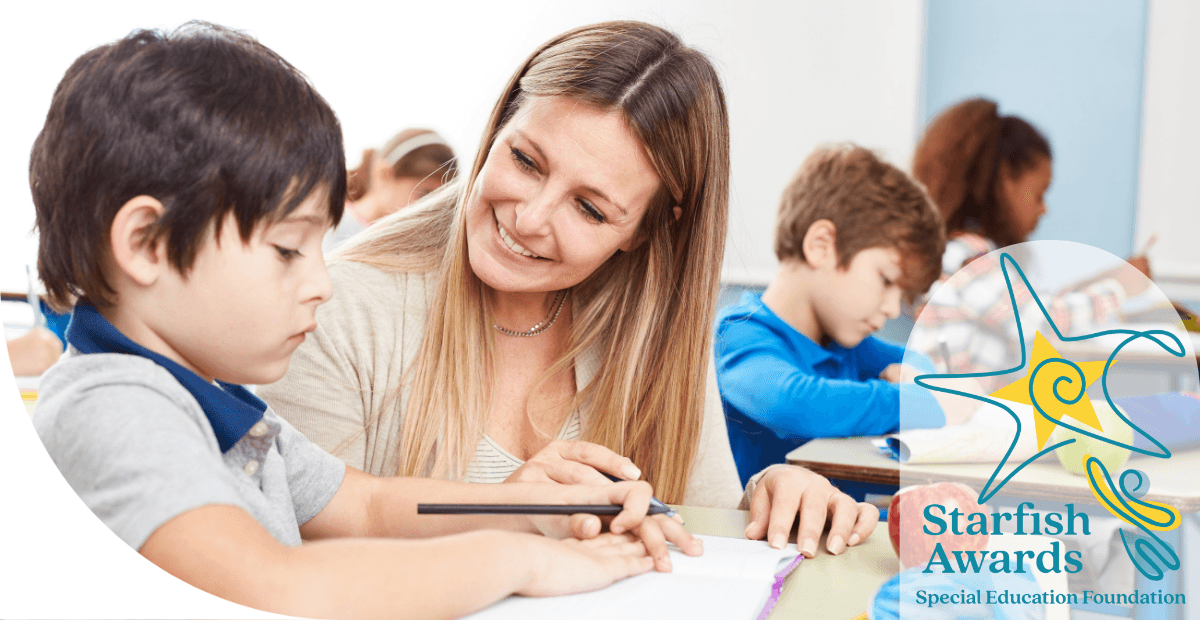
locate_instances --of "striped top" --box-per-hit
[261,261,751,509]
[464,410,583,483]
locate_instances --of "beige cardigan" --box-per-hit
[260,260,761,509]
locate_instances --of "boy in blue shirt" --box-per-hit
[28,22,696,619]
[716,145,971,486]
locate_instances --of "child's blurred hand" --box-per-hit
[516,533,654,597]
[6,327,62,376]
[878,363,921,384]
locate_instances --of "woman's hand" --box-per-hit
[516,532,655,597]
[505,440,642,485]
[535,477,702,573]
[744,465,878,558]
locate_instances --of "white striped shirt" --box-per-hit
[463,410,584,483]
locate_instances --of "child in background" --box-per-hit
[29,22,693,620]
[324,128,457,252]
[910,98,1151,380]
[715,145,974,487]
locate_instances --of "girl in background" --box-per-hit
[324,128,457,251]
[910,98,1151,379]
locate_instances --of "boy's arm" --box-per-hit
[142,504,653,620]
[716,324,944,439]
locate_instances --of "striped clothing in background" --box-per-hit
[911,233,1125,389]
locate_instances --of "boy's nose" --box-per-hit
[881,289,902,319]
[307,257,333,305]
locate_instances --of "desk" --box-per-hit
[786,437,1200,513]
[676,505,894,619]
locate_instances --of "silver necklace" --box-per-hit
[493,290,568,338]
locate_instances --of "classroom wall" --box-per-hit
[921,0,1149,261]
[1135,0,1200,291]
[0,0,926,293]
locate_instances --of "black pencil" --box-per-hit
[417,503,674,516]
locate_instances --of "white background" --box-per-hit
[1,0,924,616]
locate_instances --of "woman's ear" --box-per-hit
[801,219,838,269]
[109,195,167,287]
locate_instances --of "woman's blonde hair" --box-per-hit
[335,21,730,503]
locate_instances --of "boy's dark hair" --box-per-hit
[31,21,346,311]
[775,144,945,299]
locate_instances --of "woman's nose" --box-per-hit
[514,191,557,237]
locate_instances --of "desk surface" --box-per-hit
[676,505,894,620]
[787,436,1200,512]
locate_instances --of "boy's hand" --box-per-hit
[516,533,654,597]
[534,479,702,573]
[505,440,641,486]
[744,465,878,558]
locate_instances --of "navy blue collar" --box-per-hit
[67,302,265,453]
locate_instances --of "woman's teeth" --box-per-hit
[497,222,541,258]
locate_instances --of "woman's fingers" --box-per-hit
[795,481,836,557]
[566,513,602,540]
[744,480,772,541]
[822,492,860,555]
[765,479,802,551]
[541,458,614,486]
[849,502,880,547]
[557,441,642,481]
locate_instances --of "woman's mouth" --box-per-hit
[495,215,543,259]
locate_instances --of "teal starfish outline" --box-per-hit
[910,252,1188,579]
[907,254,1180,506]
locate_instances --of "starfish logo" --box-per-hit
[908,243,1193,581]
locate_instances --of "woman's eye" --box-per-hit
[275,246,302,261]
[881,275,894,287]
[576,198,605,224]
[511,147,537,173]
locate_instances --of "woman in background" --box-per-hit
[324,128,457,251]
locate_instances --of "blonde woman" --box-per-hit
[262,21,878,564]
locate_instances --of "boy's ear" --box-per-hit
[801,219,838,269]
[110,195,167,287]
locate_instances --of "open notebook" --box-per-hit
[466,535,802,620]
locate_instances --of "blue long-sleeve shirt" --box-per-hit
[715,292,945,485]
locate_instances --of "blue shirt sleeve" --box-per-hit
[716,318,944,441]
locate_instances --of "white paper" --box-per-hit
[465,535,799,620]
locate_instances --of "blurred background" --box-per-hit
[2,0,1197,309]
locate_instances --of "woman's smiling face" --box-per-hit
[464,96,662,294]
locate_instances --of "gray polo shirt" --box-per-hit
[34,351,346,549]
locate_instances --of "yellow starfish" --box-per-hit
[989,331,1111,450]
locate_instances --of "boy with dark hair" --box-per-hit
[715,144,971,486]
[30,22,694,619]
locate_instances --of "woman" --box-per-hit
[909,98,1151,378]
[263,21,877,559]
[324,128,457,252]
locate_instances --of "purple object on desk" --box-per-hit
[754,553,803,620]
